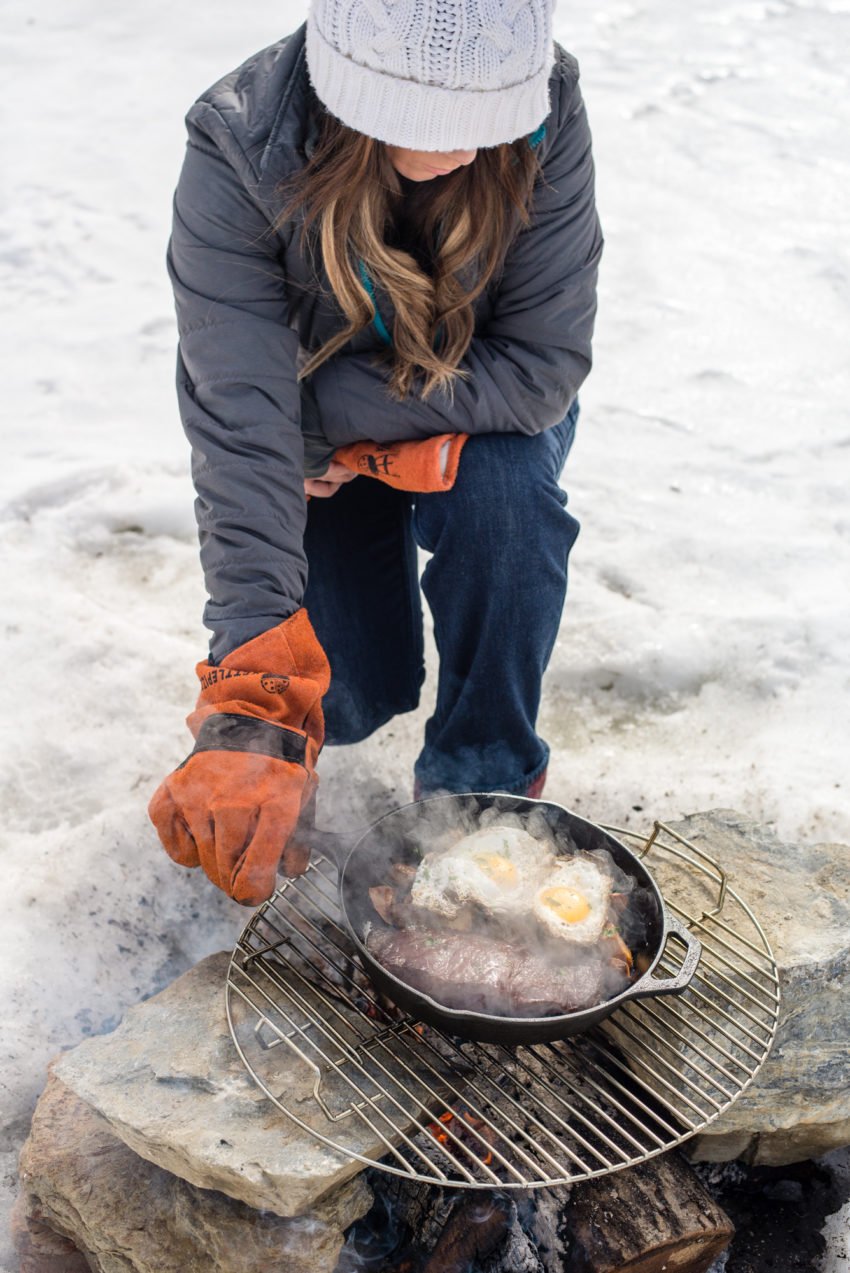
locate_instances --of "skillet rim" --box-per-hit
[336,792,688,1030]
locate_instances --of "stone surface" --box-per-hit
[52,949,417,1216]
[11,1190,91,1273]
[16,1068,372,1273]
[630,809,850,1165]
[49,808,850,1212]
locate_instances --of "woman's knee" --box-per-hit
[413,416,580,556]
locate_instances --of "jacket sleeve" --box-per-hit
[167,101,308,663]
[307,68,604,447]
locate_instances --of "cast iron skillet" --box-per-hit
[295,792,701,1046]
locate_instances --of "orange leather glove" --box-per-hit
[333,434,468,493]
[147,609,331,906]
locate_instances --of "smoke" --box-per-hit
[354,792,658,1020]
[337,1175,522,1272]
[393,791,575,856]
[334,1172,412,1271]
[336,1173,577,1272]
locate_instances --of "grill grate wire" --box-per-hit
[226,820,780,1188]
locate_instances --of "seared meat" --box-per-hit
[366,925,607,1017]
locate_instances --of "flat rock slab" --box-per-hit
[643,810,850,1165]
[16,1068,371,1273]
[53,949,397,1216]
[52,809,850,1196]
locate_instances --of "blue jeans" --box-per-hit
[303,399,581,795]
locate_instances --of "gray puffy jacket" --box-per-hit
[167,21,604,662]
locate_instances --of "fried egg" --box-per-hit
[411,825,555,919]
[533,856,612,945]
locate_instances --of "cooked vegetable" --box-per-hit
[368,885,399,926]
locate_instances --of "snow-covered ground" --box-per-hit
[2,0,848,1266]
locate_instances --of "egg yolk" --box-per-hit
[540,886,591,924]
[473,854,519,886]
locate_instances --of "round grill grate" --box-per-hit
[226,820,780,1188]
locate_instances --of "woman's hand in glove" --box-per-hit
[147,610,330,906]
[333,433,468,493]
[149,724,317,905]
[304,460,357,499]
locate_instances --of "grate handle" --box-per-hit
[622,910,702,1002]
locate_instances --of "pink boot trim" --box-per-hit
[525,766,548,799]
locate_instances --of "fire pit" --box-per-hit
[226,817,781,1190]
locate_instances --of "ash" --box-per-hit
[692,1155,850,1273]
[336,1150,850,1272]
[336,1172,571,1273]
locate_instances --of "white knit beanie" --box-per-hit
[305,0,556,151]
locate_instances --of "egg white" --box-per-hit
[532,856,612,945]
[411,825,555,919]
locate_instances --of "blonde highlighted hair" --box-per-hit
[272,103,545,405]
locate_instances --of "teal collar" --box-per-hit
[357,258,393,346]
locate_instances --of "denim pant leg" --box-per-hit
[303,477,425,745]
[410,400,581,795]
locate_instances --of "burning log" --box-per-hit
[360,1149,732,1273]
[369,1177,534,1273]
[563,1150,734,1273]
[422,1194,513,1272]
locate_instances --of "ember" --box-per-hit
[425,1106,497,1168]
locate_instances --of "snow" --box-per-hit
[2,0,848,1267]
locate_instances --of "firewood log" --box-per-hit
[422,1194,512,1272]
[364,1149,733,1273]
[562,1150,734,1273]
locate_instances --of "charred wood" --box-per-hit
[422,1194,512,1272]
[563,1150,734,1273]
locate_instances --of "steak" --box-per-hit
[365,926,606,1017]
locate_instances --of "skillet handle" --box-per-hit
[624,911,702,1001]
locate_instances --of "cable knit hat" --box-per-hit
[305,0,556,151]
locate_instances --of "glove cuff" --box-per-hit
[178,713,309,769]
[214,608,330,688]
[441,434,467,489]
[188,608,330,755]
[334,434,468,493]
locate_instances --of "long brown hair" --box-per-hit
[272,96,544,405]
